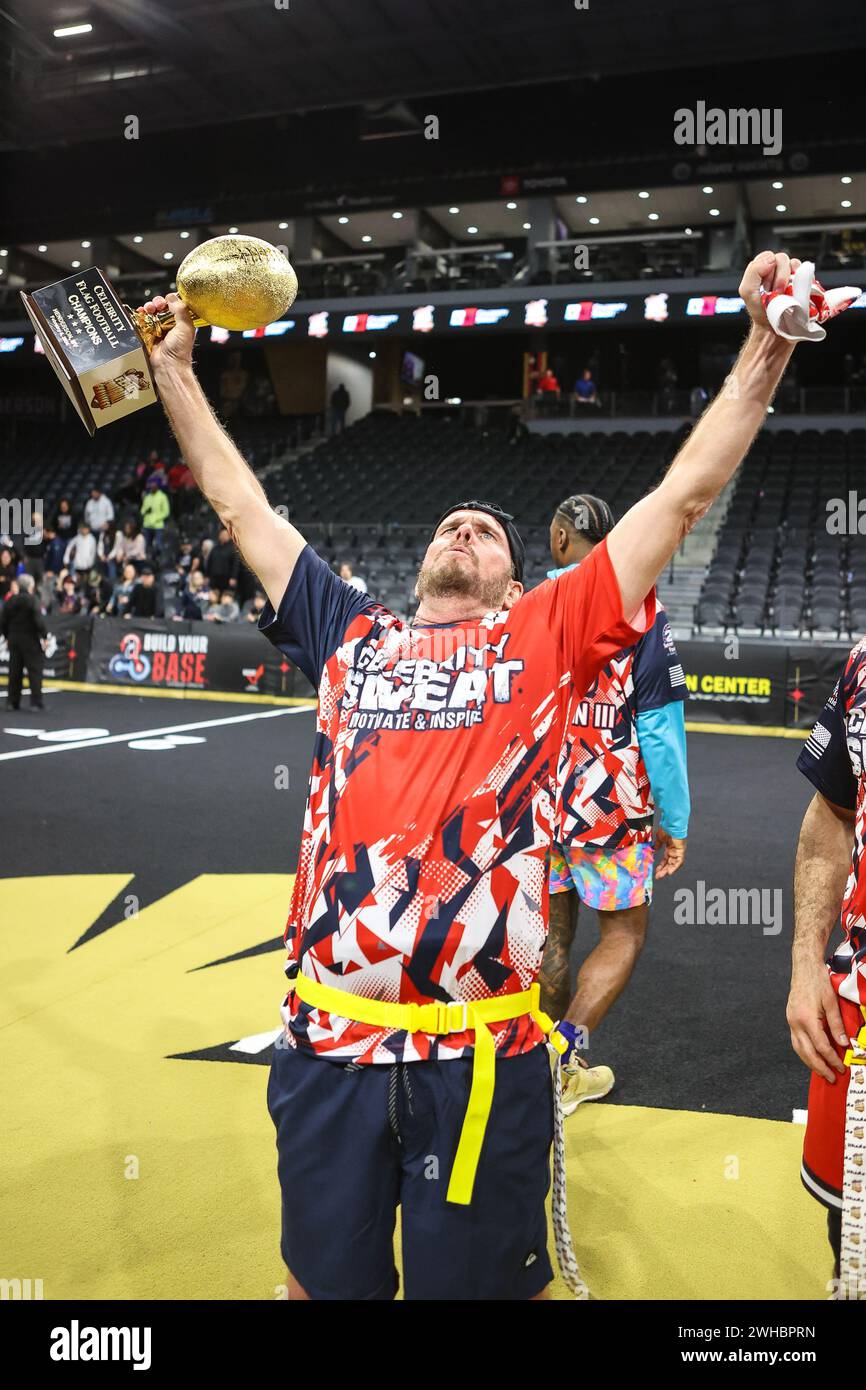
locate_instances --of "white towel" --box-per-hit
[762,260,861,342]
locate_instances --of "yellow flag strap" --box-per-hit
[289,973,553,1204]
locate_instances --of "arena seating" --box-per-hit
[695,427,866,640]
[7,407,864,634]
[274,413,682,613]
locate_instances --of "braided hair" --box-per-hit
[554,493,615,544]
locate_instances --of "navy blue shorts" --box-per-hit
[266,1040,555,1300]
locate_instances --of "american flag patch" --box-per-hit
[669,664,686,688]
[804,722,832,759]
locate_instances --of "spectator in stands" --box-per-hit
[41,526,66,576]
[106,563,138,617]
[56,574,83,615]
[98,521,121,582]
[116,520,148,571]
[242,590,268,623]
[176,570,207,620]
[175,539,194,577]
[573,368,599,407]
[536,366,561,418]
[167,458,187,496]
[339,562,368,593]
[84,486,115,533]
[1,572,47,712]
[140,480,171,559]
[205,527,239,595]
[148,465,169,495]
[85,567,112,615]
[37,569,55,611]
[64,523,97,582]
[125,568,160,619]
[54,498,75,538]
[0,545,19,598]
[330,382,351,435]
[205,587,240,623]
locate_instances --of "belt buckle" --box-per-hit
[442,1001,468,1033]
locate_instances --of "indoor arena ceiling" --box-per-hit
[2,0,866,151]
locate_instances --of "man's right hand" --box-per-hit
[786,961,849,1082]
[136,293,196,376]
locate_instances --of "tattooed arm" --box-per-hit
[539,892,577,1020]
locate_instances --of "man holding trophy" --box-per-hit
[27,242,857,1298]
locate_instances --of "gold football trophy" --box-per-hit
[21,234,298,434]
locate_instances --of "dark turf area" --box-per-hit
[3,690,820,1120]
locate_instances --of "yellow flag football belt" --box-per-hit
[289,973,555,1205]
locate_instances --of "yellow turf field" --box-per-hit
[0,872,831,1301]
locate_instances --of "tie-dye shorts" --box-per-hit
[548,841,654,910]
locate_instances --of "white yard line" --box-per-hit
[0,704,313,761]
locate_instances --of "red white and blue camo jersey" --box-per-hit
[259,539,653,1062]
[797,640,866,1004]
[556,593,687,850]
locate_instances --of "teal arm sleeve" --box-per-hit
[636,702,690,838]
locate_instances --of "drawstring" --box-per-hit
[549,1050,590,1300]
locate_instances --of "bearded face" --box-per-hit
[415,544,512,611]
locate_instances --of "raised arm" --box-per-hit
[141,292,305,611]
[607,251,797,617]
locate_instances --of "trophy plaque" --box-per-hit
[22,235,299,435]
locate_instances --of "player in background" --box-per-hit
[540,494,689,1111]
[789,646,866,1295]
[137,251,797,1301]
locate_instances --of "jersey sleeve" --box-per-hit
[524,537,655,692]
[633,603,688,713]
[796,664,857,811]
[257,544,377,689]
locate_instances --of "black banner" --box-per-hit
[679,639,788,726]
[785,643,850,730]
[0,612,89,682]
[86,617,314,698]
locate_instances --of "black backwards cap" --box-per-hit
[554,493,615,543]
[433,499,525,582]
